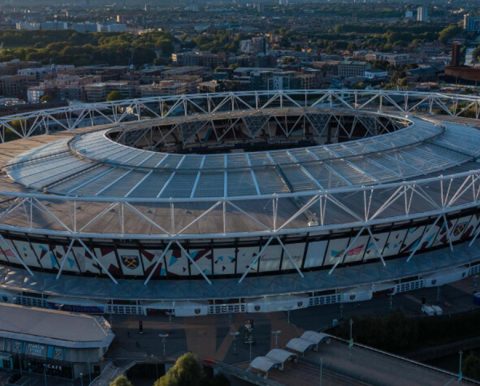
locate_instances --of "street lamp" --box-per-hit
[159,332,169,358]
[79,372,84,386]
[349,318,354,349]
[230,331,240,355]
[248,338,253,362]
[43,365,48,386]
[319,358,323,386]
[458,350,463,382]
[271,330,282,348]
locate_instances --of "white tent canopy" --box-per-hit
[266,348,297,370]
[286,337,316,354]
[301,331,330,345]
[249,356,278,375]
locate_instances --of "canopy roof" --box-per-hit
[7,119,480,199]
[249,356,278,373]
[286,338,316,354]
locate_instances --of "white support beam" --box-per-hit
[0,234,34,276]
[246,153,261,196]
[442,214,454,252]
[190,156,206,198]
[56,239,75,279]
[469,220,480,248]
[239,236,274,284]
[407,215,442,263]
[286,151,323,189]
[144,241,173,285]
[175,241,212,285]
[366,227,386,267]
[77,238,118,284]
[329,227,365,275]
[276,236,304,278]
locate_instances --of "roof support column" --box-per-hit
[0,234,34,277]
[144,241,173,286]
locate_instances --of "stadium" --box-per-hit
[0,89,479,316]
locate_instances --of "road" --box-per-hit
[105,277,480,366]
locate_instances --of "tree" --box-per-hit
[106,90,122,102]
[40,94,53,103]
[110,375,133,386]
[154,353,204,386]
[438,24,462,44]
[463,353,480,381]
[472,46,480,63]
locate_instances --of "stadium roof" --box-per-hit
[0,90,479,240]
[6,118,480,199]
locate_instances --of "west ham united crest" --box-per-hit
[121,255,139,269]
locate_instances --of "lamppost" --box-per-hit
[87,362,92,384]
[458,350,463,382]
[79,372,84,386]
[159,332,169,358]
[349,318,354,349]
[272,330,282,348]
[319,358,323,386]
[230,331,240,355]
[43,365,48,386]
[248,338,253,362]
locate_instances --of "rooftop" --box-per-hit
[7,113,479,199]
[0,303,114,349]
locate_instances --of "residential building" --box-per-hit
[172,51,223,68]
[18,65,74,80]
[417,6,428,22]
[139,80,189,97]
[0,75,35,99]
[337,61,367,78]
[365,52,414,67]
[15,22,40,30]
[463,14,480,32]
[96,23,127,33]
[364,69,388,80]
[240,36,267,55]
[83,81,137,102]
[0,60,41,76]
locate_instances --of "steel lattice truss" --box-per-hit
[1,89,480,284]
[0,89,479,141]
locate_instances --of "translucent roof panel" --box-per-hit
[159,171,198,198]
[6,115,480,200]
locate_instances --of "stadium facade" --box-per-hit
[0,89,479,316]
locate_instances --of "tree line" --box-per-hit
[0,30,174,66]
[110,353,230,386]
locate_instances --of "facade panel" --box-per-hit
[281,242,305,271]
[324,237,349,266]
[213,247,236,275]
[115,248,142,276]
[12,240,40,268]
[304,240,327,268]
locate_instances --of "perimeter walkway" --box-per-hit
[247,338,479,386]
